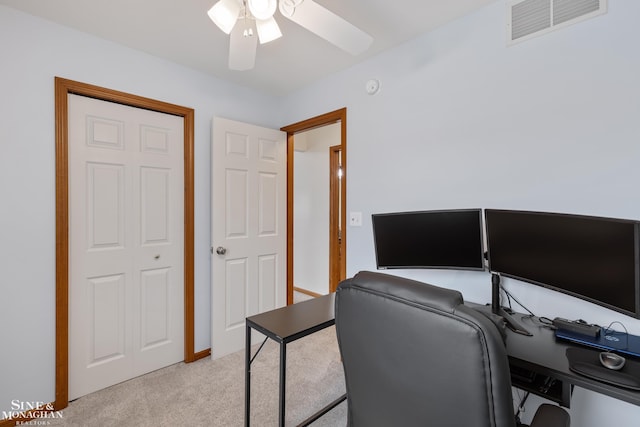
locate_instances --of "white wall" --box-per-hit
[293,124,340,295]
[3,0,640,422]
[281,0,640,424]
[0,5,283,415]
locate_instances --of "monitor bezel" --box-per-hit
[485,209,640,319]
[372,208,486,272]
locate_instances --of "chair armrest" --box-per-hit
[529,403,570,427]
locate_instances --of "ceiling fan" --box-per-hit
[208,0,373,70]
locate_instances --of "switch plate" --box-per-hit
[349,212,362,227]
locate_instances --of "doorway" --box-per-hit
[281,108,347,304]
[54,78,195,410]
[329,144,344,293]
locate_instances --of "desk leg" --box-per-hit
[245,325,252,427]
[279,342,286,427]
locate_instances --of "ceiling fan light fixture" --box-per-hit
[256,16,282,44]
[208,0,241,34]
[248,0,277,20]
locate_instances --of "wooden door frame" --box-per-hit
[329,144,343,293]
[281,108,347,304]
[54,77,196,410]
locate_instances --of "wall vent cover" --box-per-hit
[507,0,607,45]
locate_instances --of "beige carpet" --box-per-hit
[50,327,346,426]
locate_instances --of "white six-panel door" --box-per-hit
[211,117,286,358]
[68,94,184,400]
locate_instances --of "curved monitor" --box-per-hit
[485,209,640,319]
[372,209,484,271]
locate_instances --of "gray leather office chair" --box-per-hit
[335,271,570,427]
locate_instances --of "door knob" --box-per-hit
[216,246,227,255]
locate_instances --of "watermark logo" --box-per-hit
[2,400,64,425]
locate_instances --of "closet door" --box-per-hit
[68,94,184,399]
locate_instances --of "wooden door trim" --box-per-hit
[281,108,347,304]
[329,145,342,293]
[54,77,195,410]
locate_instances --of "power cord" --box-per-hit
[603,320,628,335]
[499,286,559,330]
[515,391,530,426]
[500,286,536,317]
[602,320,629,348]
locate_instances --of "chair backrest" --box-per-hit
[335,271,516,427]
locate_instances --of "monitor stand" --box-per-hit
[492,273,533,337]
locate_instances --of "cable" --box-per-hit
[515,391,530,425]
[603,320,628,335]
[500,286,536,317]
[538,316,555,327]
[501,287,513,310]
[602,320,630,349]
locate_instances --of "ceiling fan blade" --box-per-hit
[279,0,373,55]
[228,20,258,70]
[256,16,282,44]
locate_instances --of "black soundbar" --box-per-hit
[553,317,601,338]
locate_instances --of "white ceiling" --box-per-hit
[0,0,497,95]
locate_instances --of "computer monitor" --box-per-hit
[485,209,640,319]
[372,209,484,271]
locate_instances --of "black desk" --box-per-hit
[245,297,640,425]
[504,312,640,408]
[244,294,346,427]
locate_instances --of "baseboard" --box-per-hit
[193,348,211,361]
[293,287,322,298]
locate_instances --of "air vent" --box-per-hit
[507,0,606,45]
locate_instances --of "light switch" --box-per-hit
[349,212,362,227]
